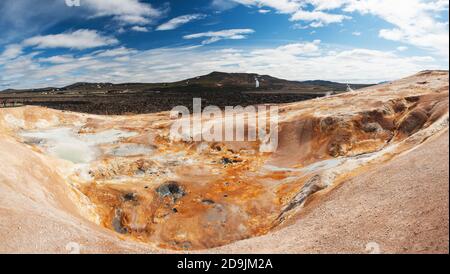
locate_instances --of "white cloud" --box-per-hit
[352,31,361,36]
[0,44,23,60]
[211,0,239,11]
[306,0,349,11]
[23,30,118,50]
[38,55,76,64]
[183,29,255,44]
[94,47,138,57]
[1,0,448,89]
[233,0,301,14]
[225,0,449,57]
[0,0,82,44]
[131,26,150,32]
[258,9,271,14]
[290,9,350,26]
[156,14,206,31]
[229,0,350,27]
[0,0,165,45]
[1,40,444,89]
[83,0,164,25]
[251,40,322,57]
[292,23,309,30]
[343,0,449,57]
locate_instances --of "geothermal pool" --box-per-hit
[20,128,139,163]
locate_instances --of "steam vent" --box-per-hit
[0,71,448,253]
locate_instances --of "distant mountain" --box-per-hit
[1,71,373,94]
[64,82,115,90]
[301,80,358,91]
[169,72,371,92]
[176,72,291,89]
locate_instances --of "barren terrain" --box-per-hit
[0,72,371,115]
[0,70,448,254]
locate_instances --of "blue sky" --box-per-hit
[0,0,448,89]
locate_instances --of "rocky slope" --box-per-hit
[0,70,448,253]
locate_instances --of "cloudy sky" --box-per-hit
[0,0,448,89]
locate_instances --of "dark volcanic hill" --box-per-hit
[1,72,372,94]
[0,72,373,115]
[178,72,370,92]
[174,72,297,90]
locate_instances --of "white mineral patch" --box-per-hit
[20,128,97,164]
[4,114,25,128]
[35,120,51,129]
[300,158,344,173]
[262,165,301,173]
[20,128,139,164]
[34,116,60,129]
[106,144,154,157]
[79,129,137,144]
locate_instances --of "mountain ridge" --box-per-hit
[1,71,372,94]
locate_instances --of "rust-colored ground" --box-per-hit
[0,71,448,253]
